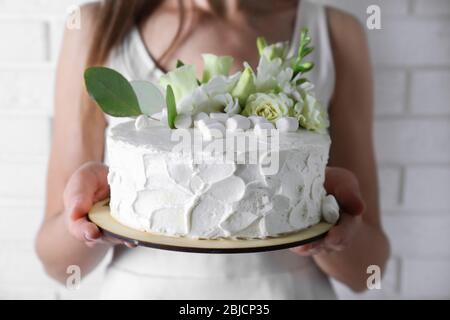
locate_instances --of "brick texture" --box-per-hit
[410,70,450,115]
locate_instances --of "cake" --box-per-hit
[85,28,340,239]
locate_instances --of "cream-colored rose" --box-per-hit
[242,93,293,123]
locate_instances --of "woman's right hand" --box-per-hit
[63,161,136,248]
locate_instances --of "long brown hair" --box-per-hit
[83,0,223,120]
[86,0,230,67]
[83,0,175,124]
[87,0,162,67]
[82,0,296,119]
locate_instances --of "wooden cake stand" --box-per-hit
[88,199,333,254]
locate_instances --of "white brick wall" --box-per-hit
[0,0,449,299]
[318,0,450,299]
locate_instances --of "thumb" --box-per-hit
[325,167,365,216]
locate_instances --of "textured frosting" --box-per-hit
[107,119,333,239]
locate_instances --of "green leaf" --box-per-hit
[300,47,314,59]
[293,28,315,78]
[176,60,185,68]
[296,77,309,85]
[256,37,268,56]
[130,80,165,116]
[165,85,177,129]
[84,67,141,117]
[299,29,312,54]
[294,61,314,74]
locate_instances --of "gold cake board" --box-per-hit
[88,199,333,254]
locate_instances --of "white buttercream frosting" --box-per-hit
[107,119,334,239]
[321,194,340,224]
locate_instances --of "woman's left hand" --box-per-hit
[291,167,366,256]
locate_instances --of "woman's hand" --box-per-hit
[291,167,366,256]
[63,161,136,248]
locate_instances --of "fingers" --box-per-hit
[63,162,109,221]
[68,216,101,242]
[290,239,324,256]
[62,162,134,248]
[63,163,110,232]
[323,213,362,251]
[291,212,362,256]
[85,236,138,248]
[69,217,137,248]
[325,167,365,216]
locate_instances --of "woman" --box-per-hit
[36,0,390,299]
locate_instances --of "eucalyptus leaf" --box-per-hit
[130,80,164,116]
[84,67,141,117]
[165,85,177,129]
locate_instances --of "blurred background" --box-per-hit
[0,0,449,299]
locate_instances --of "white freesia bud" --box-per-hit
[275,117,299,132]
[209,113,229,124]
[135,115,149,131]
[254,122,274,136]
[322,195,340,224]
[174,114,193,129]
[226,115,251,131]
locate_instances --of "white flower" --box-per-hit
[213,93,241,114]
[254,56,283,92]
[177,73,240,115]
[242,92,293,123]
[294,93,329,133]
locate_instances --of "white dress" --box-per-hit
[100,0,336,299]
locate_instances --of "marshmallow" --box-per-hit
[226,115,251,131]
[209,113,229,124]
[151,110,168,126]
[135,115,149,131]
[193,112,209,125]
[174,114,193,129]
[248,115,270,127]
[200,122,226,141]
[195,118,215,129]
[253,122,275,136]
[275,117,299,132]
[152,108,167,120]
[321,195,340,224]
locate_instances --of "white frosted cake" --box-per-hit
[85,28,340,239]
[107,119,337,239]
